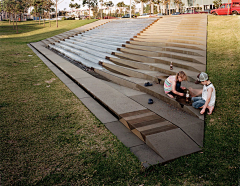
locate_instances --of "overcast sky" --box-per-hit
[58,0,134,11]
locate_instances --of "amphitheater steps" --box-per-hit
[123,44,205,57]
[111,52,202,81]
[106,55,204,75]
[127,40,205,51]
[117,47,205,64]
[101,62,166,83]
[94,68,203,120]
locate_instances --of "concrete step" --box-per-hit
[54,42,107,62]
[41,39,51,46]
[48,44,103,69]
[112,52,203,80]
[101,62,166,83]
[118,47,205,64]
[80,33,131,40]
[150,57,206,72]
[70,37,121,50]
[45,38,56,44]
[63,39,115,55]
[135,34,206,42]
[128,40,205,51]
[123,44,205,57]
[111,52,200,82]
[71,36,125,47]
[132,37,205,46]
[51,35,64,40]
[77,34,130,44]
[94,68,203,119]
[106,55,204,75]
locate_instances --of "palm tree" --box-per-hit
[117,1,125,16]
[161,0,170,15]
[69,0,81,18]
[83,0,98,19]
[104,1,114,18]
[134,0,148,15]
[174,0,182,12]
[153,0,161,13]
[99,0,104,19]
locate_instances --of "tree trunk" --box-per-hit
[141,2,144,15]
[16,16,18,34]
[176,4,179,12]
[151,2,154,14]
[9,13,11,24]
[13,15,15,30]
[149,0,152,14]
[49,12,51,27]
[163,4,166,14]
[56,2,58,28]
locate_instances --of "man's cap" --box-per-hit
[195,72,208,84]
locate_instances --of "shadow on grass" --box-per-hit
[0,28,69,44]
[0,20,97,44]
[0,21,54,36]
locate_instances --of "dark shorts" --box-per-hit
[167,81,184,97]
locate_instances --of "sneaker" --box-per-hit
[148,98,153,104]
[144,82,153,87]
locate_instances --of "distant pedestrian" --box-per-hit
[189,72,216,115]
[164,71,187,98]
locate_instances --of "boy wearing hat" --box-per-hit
[189,72,216,115]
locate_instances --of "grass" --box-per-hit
[0,17,239,185]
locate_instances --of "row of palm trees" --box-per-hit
[0,0,185,32]
[70,0,184,19]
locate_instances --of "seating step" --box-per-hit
[118,47,205,64]
[94,68,203,119]
[101,62,166,84]
[128,40,205,51]
[123,44,205,57]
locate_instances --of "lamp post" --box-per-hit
[130,0,132,18]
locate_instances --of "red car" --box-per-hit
[211,0,240,15]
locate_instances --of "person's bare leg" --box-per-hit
[167,94,174,98]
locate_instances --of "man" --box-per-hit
[189,72,216,115]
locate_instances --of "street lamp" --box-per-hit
[130,0,132,18]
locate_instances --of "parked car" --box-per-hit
[203,9,212,14]
[211,0,240,15]
[122,14,136,18]
[103,16,117,19]
[137,13,150,18]
[172,12,181,15]
[183,9,199,14]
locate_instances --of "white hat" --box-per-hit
[195,72,208,84]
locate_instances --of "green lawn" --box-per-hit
[0,17,239,185]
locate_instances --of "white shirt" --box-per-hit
[202,83,216,106]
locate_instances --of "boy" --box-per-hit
[189,72,216,115]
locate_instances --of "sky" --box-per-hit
[58,0,134,11]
